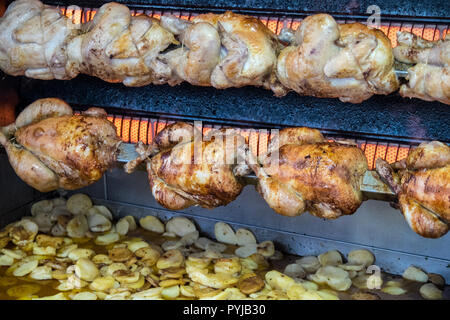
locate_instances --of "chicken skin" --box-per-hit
[125,122,250,210]
[276,14,399,103]
[393,31,449,105]
[0,0,79,80]
[160,11,283,93]
[0,98,121,192]
[67,2,178,86]
[242,127,368,218]
[376,141,450,238]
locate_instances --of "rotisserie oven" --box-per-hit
[0,0,448,301]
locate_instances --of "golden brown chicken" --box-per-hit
[125,122,250,210]
[160,11,284,93]
[376,141,450,238]
[67,2,178,86]
[393,31,449,105]
[241,127,368,218]
[276,14,399,103]
[0,98,121,192]
[0,0,79,80]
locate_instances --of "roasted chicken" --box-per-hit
[0,98,121,192]
[276,14,399,103]
[125,122,250,210]
[0,0,414,103]
[0,0,79,80]
[241,127,368,218]
[393,31,449,105]
[376,141,450,238]
[160,11,283,93]
[67,2,178,86]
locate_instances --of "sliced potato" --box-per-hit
[179,231,199,246]
[31,200,53,216]
[30,266,53,280]
[381,286,407,295]
[33,245,56,256]
[238,273,264,294]
[66,215,89,238]
[90,276,115,292]
[166,217,196,237]
[235,244,257,258]
[0,254,14,266]
[347,249,375,267]
[338,263,364,271]
[214,222,237,245]
[116,218,129,236]
[72,292,97,300]
[257,241,275,257]
[75,258,99,282]
[402,266,428,283]
[87,213,112,233]
[236,229,257,246]
[92,254,112,265]
[127,240,150,253]
[123,216,137,231]
[140,216,165,234]
[318,250,342,266]
[135,246,161,266]
[419,283,442,300]
[214,257,241,274]
[265,270,296,291]
[161,285,180,299]
[13,260,38,277]
[156,249,184,269]
[108,247,133,263]
[284,264,306,279]
[295,256,321,273]
[68,248,95,261]
[67,194,92,215]
[309,266,351,291]
[92,205,113,220]
[9,219,38,246]
[95,232,119,245]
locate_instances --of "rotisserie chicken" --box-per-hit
[125,122,251,210]
[66,2,178,86]
[240,127,368,218]
[0,0,420,103]
[160,11,284,94]
[393,31,450,105]
[0,0,79,80]
[276,14,399,103]
[376,141,450,238]
[0,98,121,192]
